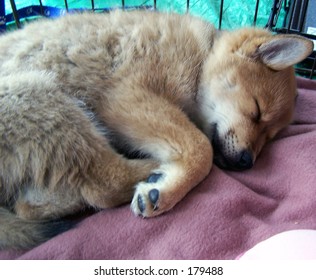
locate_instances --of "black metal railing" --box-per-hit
[267,0,316,78]
[1,0,262,30]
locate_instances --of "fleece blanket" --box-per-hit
[0,77,315,260]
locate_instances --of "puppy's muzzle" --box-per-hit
[211,124,254,171]
[235,150,253,170]
[213,148,254,171]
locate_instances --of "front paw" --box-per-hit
[131,164,186,217]
[131,173,164,217]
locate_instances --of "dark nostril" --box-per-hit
[237,150,253,170]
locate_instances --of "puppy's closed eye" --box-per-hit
[252,99,261,122]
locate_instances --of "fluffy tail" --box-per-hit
[0,207,74,250]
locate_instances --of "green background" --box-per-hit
[4,0,284,29]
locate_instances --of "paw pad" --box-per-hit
[137,195,145,213]
[149,188,159,210]
[148,188,159,203]
[146,173,162,183]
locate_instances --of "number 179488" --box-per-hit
[188,267,223,276]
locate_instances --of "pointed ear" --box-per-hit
[257,35,314,71]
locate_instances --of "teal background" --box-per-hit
[4,0,285,29]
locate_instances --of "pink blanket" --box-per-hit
[1,77,315,260]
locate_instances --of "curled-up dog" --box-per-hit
[0,10,313,249]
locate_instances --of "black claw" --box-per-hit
[146,173,163,183]
[149,188,159,204]
[137,195,145,213]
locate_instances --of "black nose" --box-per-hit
[236,150,253,170]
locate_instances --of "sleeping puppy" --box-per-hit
[0,10,313,249]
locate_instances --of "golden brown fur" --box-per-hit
[0,10,313,249]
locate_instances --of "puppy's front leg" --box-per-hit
[101,89,213,217]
